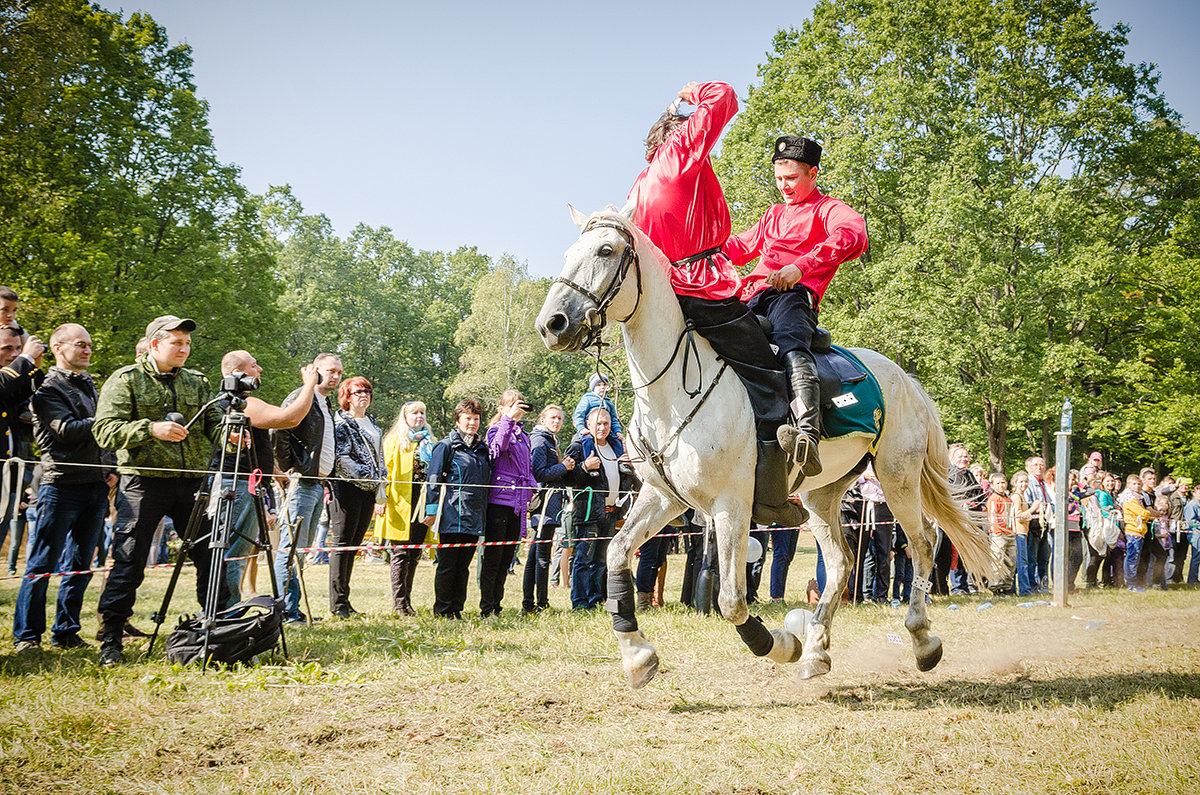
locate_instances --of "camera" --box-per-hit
[517,402,531,412]
[220,370,260,395]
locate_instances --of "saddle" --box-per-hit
[809,327,868,408]
[755,318,868,408]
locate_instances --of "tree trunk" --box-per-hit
[983,400,1008,474]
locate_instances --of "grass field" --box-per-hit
[2,539,1199,794]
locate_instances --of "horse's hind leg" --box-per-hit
[798,476,859,679]
[888,498,942,671]
[606,484,679,689]
[713,507,803,666]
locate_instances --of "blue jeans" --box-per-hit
[1124,534,1144,588]
[768,528,798,600]
[1189,529,1200,585]
[273,480,324,617]
[215,475,261,610]
[13,482,108,642]
[1015,534,1033,596]
[572,520,611,609]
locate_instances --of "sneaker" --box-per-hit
[283,612,308,624]
[1127,586,1146,593]
[50,634,88,650]
[14,639,41,654]
[98,643,123,666]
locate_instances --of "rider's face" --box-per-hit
[775,159,818,204]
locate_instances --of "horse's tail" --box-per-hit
[909,377,996,580]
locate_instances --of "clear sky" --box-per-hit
[126,0,1198,278]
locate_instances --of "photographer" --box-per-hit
[271,353,343,624]
[92,315,223,666]
[479,390,537,618]
[213,350,319,607]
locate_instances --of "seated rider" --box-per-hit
[627,80,802,528]
[726,136,869,482]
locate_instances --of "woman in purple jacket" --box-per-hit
[479,390,538,616]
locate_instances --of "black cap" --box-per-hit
[145,314,196,339]
[772,136,822,167]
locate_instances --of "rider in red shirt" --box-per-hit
[628,81,801,528]
[726,137,868,481]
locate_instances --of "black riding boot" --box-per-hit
[778,350,823,479]
[752,440,809,528]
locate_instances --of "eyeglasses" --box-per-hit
[350,389,372,396]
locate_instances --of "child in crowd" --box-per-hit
[987,472,1016,594]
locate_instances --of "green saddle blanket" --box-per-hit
[816,345,886,454]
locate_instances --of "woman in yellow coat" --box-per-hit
[378,401,435,615]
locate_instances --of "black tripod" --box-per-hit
[146,393,289,668]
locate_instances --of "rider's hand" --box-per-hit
[677,81,700,104]
[767,264,803,291]
[151,421,188,442]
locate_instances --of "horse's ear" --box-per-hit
[567,204,588,229]
[618,198,636,221]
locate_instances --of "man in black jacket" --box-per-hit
[12,324,113,652]
[270,353,341,623]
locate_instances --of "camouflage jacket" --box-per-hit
[93,355,222,477]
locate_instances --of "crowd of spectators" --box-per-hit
[4,285,1199,665]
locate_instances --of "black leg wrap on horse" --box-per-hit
[735,615,775,657]
[606,569,638,633]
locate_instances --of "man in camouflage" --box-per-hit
[92,315,223,665]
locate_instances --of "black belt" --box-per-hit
[670,246,724,268]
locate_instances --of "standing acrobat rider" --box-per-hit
[726,136,868,481]
[627,81,802,527]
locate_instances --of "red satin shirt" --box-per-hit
[627,81,742,301]
[727,189,868,305]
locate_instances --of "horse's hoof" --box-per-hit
[798,653,831,680]
[615,629,659,689]
[766,629,803,664]
[624,651,660,689]
[915,636,943,672]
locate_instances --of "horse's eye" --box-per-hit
[598,245,613,257]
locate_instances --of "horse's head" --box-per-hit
[536,202,643,352]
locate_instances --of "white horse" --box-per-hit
[536,205,993,688]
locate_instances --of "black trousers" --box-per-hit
[98,475,222,623]
[522,520,557,612]
[479,503,521,616]
[328,481,376,613]
[748,287,819,362]
[434,532,477,617]
[677,295,789,437]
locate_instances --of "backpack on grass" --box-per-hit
[166,595,283,666]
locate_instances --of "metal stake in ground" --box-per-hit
[1053,399,1072,608]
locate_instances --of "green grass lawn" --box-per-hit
[2,540,1199,794]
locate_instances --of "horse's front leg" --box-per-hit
[797,481,857,679]
[713,506,803,666]
[606,484,680,689]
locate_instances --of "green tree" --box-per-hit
[265,186,488,429]
[717,0,1200,473]
[447,257,602,418]
[0,0,288,380]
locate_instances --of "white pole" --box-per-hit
[1053,399,1072,607]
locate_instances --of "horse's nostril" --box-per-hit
[547,312,569,334]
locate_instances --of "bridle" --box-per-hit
[551,217,643,350]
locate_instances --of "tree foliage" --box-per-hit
[0,0,287,378]
[716,0,1200,474]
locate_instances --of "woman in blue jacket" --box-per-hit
[423,398,491,619]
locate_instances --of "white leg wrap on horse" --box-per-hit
[765,629,803,664]
[614,629,659,690]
